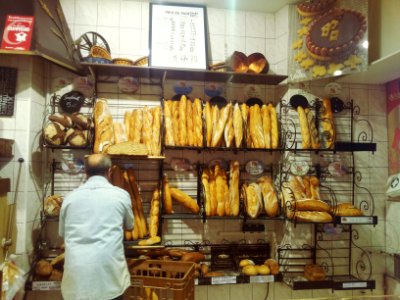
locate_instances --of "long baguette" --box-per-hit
[209,166,217,216]
[229,160,240,216]
[186,99,194,146]
[127,168,148,237]
[205,101,213,147]
[297,106,311,149]
[215,164,226,216]
[257,176,278,217]
[310,176,321,200]
[261,104,271,149]
[131,109,143,143]
[321,98,335,149]
[164,100,175,146]
[233,103,243,148]
[149,188,160,238]
[94,98,114,153]
[245,183,262,218]
[268,104,279,149]
[306,108,320,149]
[202,168,212,216]
[163,176,173,214]
[249,104,265,148]
[110,164,124,189]
[124,111,131,141]
[172,101,180,146]
[295,211,332,223]
[178,95,187,146]
[169,187,200,214]
[142,106,153,155]
[224,107,234,148]
[123,170,143,238]
[295,199,330,213]
[193,98,203,147]
[151,106,161,155]
[212,104,232,147]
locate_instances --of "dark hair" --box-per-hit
[85,154,112,177]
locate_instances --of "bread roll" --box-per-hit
[49,113,73,127]
[193,98,203,147]
[151,106,161,155]
[35,260,53,276]
[245,183,262,218]
[333,203,363,216]
[249,104,265,148]
[295,211,332,223]
[256,265,271,275]
[204,271,225,277]
[131,109,143,143]
[321,98,335,149]
[186,99,194,146]
[163,176,173,214]
[297,106,311,149]
[233,103,243,148]
[243,265,258,276]
[239,259,255,267]
[229,160,240,216]
[178,95,187,146]
[224,107,234,147]
[305,108,320,149]
[268,104,279,149]
[202,168,212,216]
[170,187,200,214]
[310,176,321,200]
[205,101,213,147]
[164,100,175,146]
[257,176,279,217]
[212,104,232,147]
[295,199,331,213]
[149,188,160,237]
[94,98,114,153]
[261,104,271,148]
[264,259,280,275]
[304,264,326,281]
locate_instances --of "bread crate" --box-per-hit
[126,260,195,300]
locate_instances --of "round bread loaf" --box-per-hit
[35,260,53,277]
[49,113,73,128]
[44,122,65,146]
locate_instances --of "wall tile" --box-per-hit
[97,26,121,56]
[195,286,207,300]
[245,12,265,38]
[225,10,245,37]
[252,283,271,299]
[0,116,16,131]
[368,88,386,116]
[73,25,96,42]
[16,70,32,100]
[207,8,226,35]
[350,87,369,116]
[209,34,225,63]
[141,2,150,29]
[265,38,276,64]
[119,28,142,56]
[60,0,75,25]
[75,0,98,26]
[265,13,275,39]
[98,0,120,27]
[225,36,246,58]
[275,34,288,63]
[120,1,142,28]
[245,37,265,55]
[275,5,289,37]
[229,283,251,300]
[207,285,230,300]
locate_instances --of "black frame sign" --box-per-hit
[149,2,208,70]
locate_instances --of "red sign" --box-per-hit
[1,15,34,51]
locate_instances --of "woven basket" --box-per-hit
[90,45,112,60]
[133,56,148,66]
[112,58,134,66]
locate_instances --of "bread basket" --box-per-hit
[90,45,112,60]
[112,58,134,66]
[133,56,148,66]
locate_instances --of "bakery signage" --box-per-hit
[1,15,34,51]
[149,3,208,70]
[289,0,368,82]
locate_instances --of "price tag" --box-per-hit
[342,282,367,289]
[211,276,236,285]
[249,275,274,283]
[32,281,61,291]
[194,278,199,285]
[341,217,373,224]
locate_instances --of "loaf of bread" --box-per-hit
[209,166,217,216]
[240,103,251,147]
[229,160,240,216]
[249,104,265,148]
[245,183,262,218]
[268,104,279,149]
[170,187,200,214]
[142,106,153,155]
[261,104,271,148]
[224,107,234,147]
[163,176,173,214]
[50,253,65,267]
[256,265,271,275]
[138,236,161,246]
[149,188,160,238]
[193,98,203,147]
[71,112,91,130]
[233,103,243,148]
[303,176,312,198]
[180,251,205,263]
[297,106,311,149]
[205,101,213,147]
[172,101,180,146]
[202,168,212,216]
[49,113,73,127]
[333,203,363,216]
[215,164,227,216]
[295,199,331,213]
[264,259,280,275]
[295,211,333,223]
[310,176,321,200]
[242,265,258,276]
[94,98,114,153]
[305,108,320,149]
[178,95,187,146]
[186,99,194,146]
[35,259,53,277]
[44,194,63,217]
[212,104,232,147]
[211,105,220,146]
[304,264,326,281]
[67,129,88,147]
[130,109,142,143]
[44,122,66,146]
[124,111,131,140]
[113,122,127,144]
[127,168,148,237]
[289,176,307,200]
[123,170,143,238]
[164,100,175,146]
[320,98,335,149]
[239,259,255,267]
[257,176,279,217]
[106,141,148,155]
[150,106,161,155]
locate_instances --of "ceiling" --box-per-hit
[152,0,299,13]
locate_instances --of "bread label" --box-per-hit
[249,275,274,283]
[342,282,367,289]
[211,276,236,285]
[32,281,61,291]
[340,216,374,224]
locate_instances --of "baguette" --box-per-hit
[142,106,153,155]
[202,168,212,216]
[215,164,227,216]
[127,168,148,237]
[205,101,213,147]
[211,105,220,146]
[123,170,144,238]
[172,101,180,146]
[240,103,251,147]
[249,104,265,148]
[124,111,131,141]
[209,166,217,216]
[163,176,173,214]
[93,98,114,153]
[181,252,205,263]
[229,160,240,216]
[261,104,271,149]
[193,98,203,147]
[131,109,143,143]
[110,164,125,189]
[297,106,311,149]
[233,103,243,148]
[320,98,335,149]
[245,183,262,218]
[305,108,320,149]
[178,95,187,146]
[333,203,363,216]
[170,187,200,214]
[224,107,234,147]
[151,106,161,155]
[149,188,160,238]
[268,104,279,149]
[295,199,331,213]
[113,122,127,144]
[138,236,161,246]
[294,211,332,223]
[310,176,321,200]
[257,176,279,217]
[164,100,175,146]
[289,176,306,200]
[303,176,312,198]
[212,104,232,147]
[125,230,132,241]
[223,168,230,216]
[186,99,194,146]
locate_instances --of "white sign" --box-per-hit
[211,276,236,285]
[249,275,274,283]
[150,3,208,70]
[341,217,374,224]
[32,281,61,291]
[342,282,367,289]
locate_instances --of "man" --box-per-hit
[59,154,134,300]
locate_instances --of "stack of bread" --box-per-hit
[296,98,335,150]
[93,98,161,156]
[201,160,240,217]
[164,96,203,147]
[241,103,279,149]
[44,112,91,147]
[242,175,279,219]
[163,175,200,214]
[239,258,280,276]
[281,175,333,223]
[43,194,63,217]
[34,252,65,281]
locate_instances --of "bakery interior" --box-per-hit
[1,0,400,299]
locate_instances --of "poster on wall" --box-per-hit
[1,15,34,51]
[149,3,208,70]
[387,78,400,176]
[288,0,368,82]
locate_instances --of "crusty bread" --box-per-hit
[170,187,200,214]
[93,98,114,153]
[149,188,160,238]
[229,160,240,216]
[233,103,243,148]
[297,106,311,149]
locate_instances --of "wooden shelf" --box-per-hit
[81,62,287,85]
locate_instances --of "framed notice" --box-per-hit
[149,3,208,70]
[1,15,34,51]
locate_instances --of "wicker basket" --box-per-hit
[133,56,148,66]
[112,58,134,66]
[90,45,112,60]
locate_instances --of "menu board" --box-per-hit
[149,3,208,70]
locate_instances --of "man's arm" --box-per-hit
[124,195,134,230]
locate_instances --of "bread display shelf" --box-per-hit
[82,62,287,85]
[108,154,165,161]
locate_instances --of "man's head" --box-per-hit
[85,154,112,178]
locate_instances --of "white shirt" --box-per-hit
[59,175,134,300]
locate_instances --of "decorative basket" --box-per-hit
[90,45,112,60]
[133,56,148,66]
[112,58,134,66]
